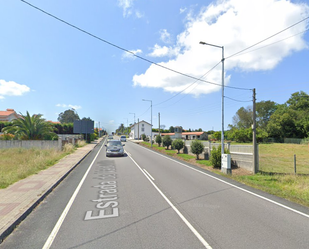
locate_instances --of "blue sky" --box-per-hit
[1,0,309,133]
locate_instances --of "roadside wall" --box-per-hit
[0,135,84,151]
[0,140,61,150]
[183,141,258,173]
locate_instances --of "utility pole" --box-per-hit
[158,112,161,136]
[138,118,140,140]
[199,41,225,166]
[252,88,258,173]
[142,99,152,147]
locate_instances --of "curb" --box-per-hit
[0,138,104,244]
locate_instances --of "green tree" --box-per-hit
[58,109,80,123]
[169,126,175,133]
[212,131,221,141]
[256,100,277,129]
[232,106,252,129]
[267,107,299,140]
[286,91,309,110]
[163,135,172,149]
[229,128,252,143]
[190,140,204,159]
[2,111,55,140]
[81,117,93,121]
[172,139,184,153]
[116,123,125,134]
[155,135,162,147]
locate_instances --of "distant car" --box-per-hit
[105,140,125,157]
[120,135,126,142]
[107,135,113,141]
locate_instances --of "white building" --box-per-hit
[0,109,20,122]
[130,120,152,140]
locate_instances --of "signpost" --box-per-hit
[73,120,94,142]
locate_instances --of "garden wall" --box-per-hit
[0,135,83,151]
[183,141,258,173]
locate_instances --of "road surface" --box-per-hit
[1,139,309,248]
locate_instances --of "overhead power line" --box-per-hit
[225,96,251,103]
[230,28,309,58]
[226,16,309,60]
[154,60,222,107]
[20,0,252,91]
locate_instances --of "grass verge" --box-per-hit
[140,141,309,208]
[0,146,76,189]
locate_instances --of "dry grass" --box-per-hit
[0,148,70,189]
[76,140,87,147]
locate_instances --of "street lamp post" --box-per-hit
[142,99,152,147]
[199,41,225,164]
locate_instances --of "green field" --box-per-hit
[259,143,309,174]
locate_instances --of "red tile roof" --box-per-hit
[0,109,20,121]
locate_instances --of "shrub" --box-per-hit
[163,135,172,149]
[155,135,162,147]
[0,133,15,140]
[141,134,146,141]
[210,146,229,168]
[172,139,184,153]
[190,140,204,159]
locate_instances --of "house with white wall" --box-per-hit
[129,120,152,140]
[0,109,20,122]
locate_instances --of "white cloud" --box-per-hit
[122,49,142,60]
[56,104,82,110]
[160,29,172,44]
[180,7,187,14]
[133,0,309,96]
[118,0,143,18]
[0,80,30,99]
[148,44,179,58]
[135,10,144,19]
[118,0,133,17]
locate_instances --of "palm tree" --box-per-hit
[2,111,56,140]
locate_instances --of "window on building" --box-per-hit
[141,128,144,132]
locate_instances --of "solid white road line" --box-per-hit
[42,142,106,249]
[127,153,213,249]
[134,143,309,219]
[143,169,155,181]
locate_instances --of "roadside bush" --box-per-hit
[210,146,229,168]
[163,135,172,149]
[141,134,146,141]
[190,140,204,159]
[155,135,162,147]
[172,139,184,153]
[0,133,15,140]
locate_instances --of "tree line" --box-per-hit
[226,91,309,142]
[0,109,106,141]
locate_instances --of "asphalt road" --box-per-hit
[1,139,309,249]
